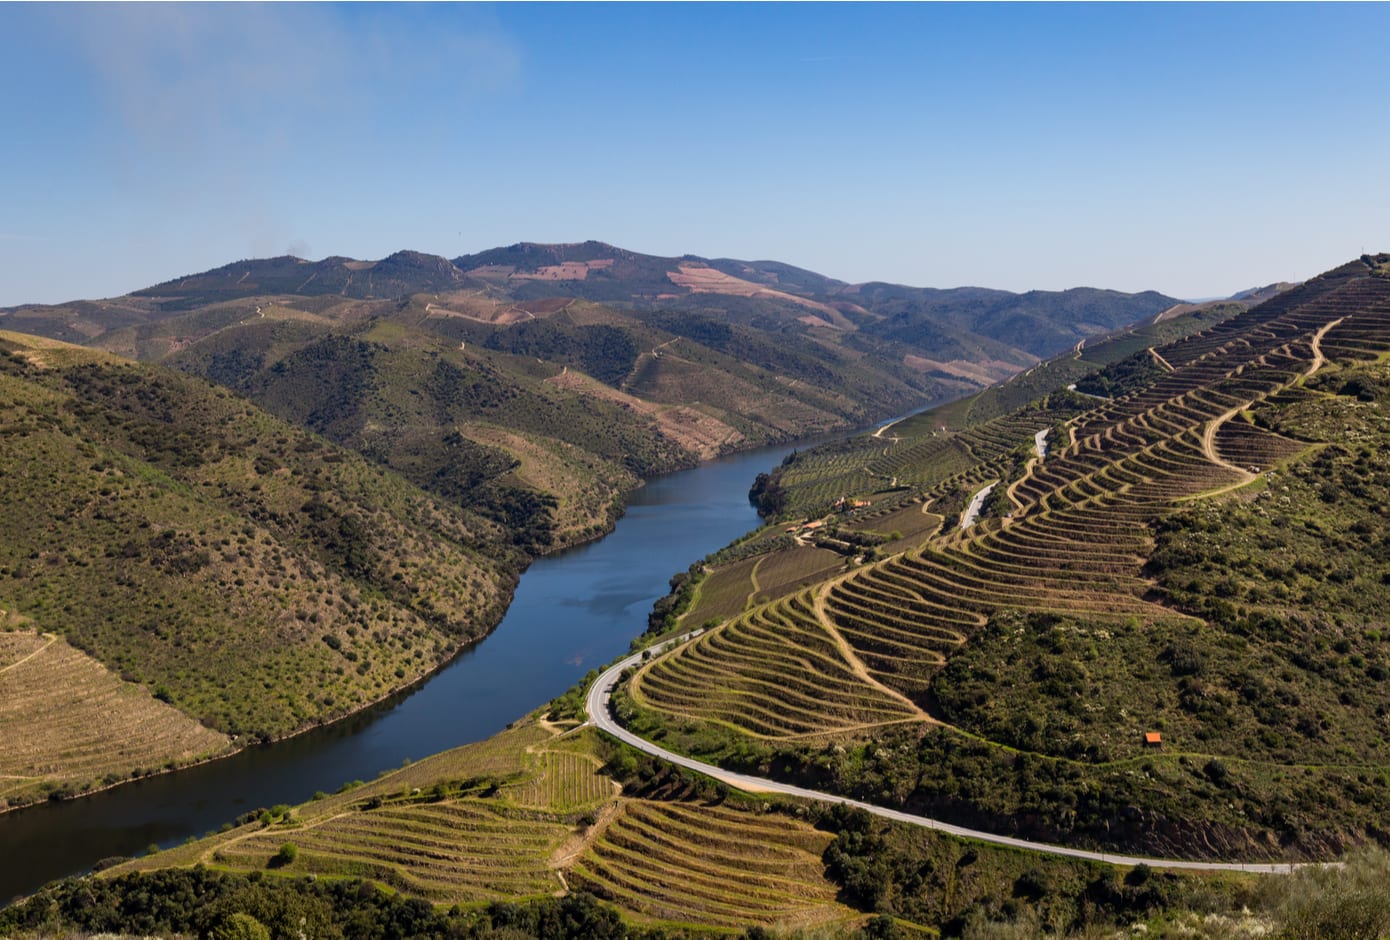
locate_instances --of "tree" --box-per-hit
[209,913,271,940]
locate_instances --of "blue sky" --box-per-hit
[2,3,1387,305]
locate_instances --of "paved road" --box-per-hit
[1065,383,1111,401]
[585,635,1306,873]
[958,482,997,529]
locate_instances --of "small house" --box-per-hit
[1143,731,1162,747]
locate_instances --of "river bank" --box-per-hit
[0,428,853,904]
[1,409,893,820]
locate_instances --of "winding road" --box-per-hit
[958,481,997,529]
[584,634,1304,873]
[580,318,1363,875]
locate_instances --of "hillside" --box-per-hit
[0,244,1187,826]
[9,256,1390,936]
[450,241,1180,365]
[0,332,516,811]
[3,709,1277,939]
[10,705,1383,938]
[614,254,1390,861]
[0,242,1181,556]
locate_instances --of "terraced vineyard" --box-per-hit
[502,733,616,814]
[215,800,567,902]
[22,261,1390,937]
[766,300,1253,519]
[114,721,567,903]
[0,629,230,809]
[631,591,926,738]
[621,256,1390,858]
[570,800,851,930]
[108,716,855,930]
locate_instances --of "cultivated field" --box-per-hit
[681,555,762,626]
[109,716,854,928]
[747,546,845,607]
[621,260,1390,858]
[0,629,231,810]
[570,799,854,930]
[631,591,927,739]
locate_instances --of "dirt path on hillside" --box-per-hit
[1200,318,1344,480]
[548,796,623,882]
[873,417,904,439]
[1304,317,1345,377]
[1148,347,1176,372]
[809,575,938,725]
[0,633,56,675]
[1005,465,1037,514]
[745,556,765,609]
[1200,404,1257,481]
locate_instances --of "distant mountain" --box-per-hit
[4,240,1182,362]
[450,241,1182,363]
[0,242,1185,553]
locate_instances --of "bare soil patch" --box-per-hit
[902,354,1019,386]
[667,263,854,326]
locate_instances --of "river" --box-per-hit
[0,438,816,904]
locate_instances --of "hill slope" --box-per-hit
[617,253,1390,861]
[12,255,1387,937]
[0,332,517,810]
[0,243,1181,554]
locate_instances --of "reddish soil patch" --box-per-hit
[902,355,1018,385]
[666,263,852,327]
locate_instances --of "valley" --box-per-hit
[7,1,1387,934]
[0,437,812,903]
[1,242,1182,564]
[0,242,1187,818]
[4,249,1389,937]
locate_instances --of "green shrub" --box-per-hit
[269,842,298,868]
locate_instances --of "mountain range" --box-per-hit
[0,241,1184,555]
[0,241,1204,811]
